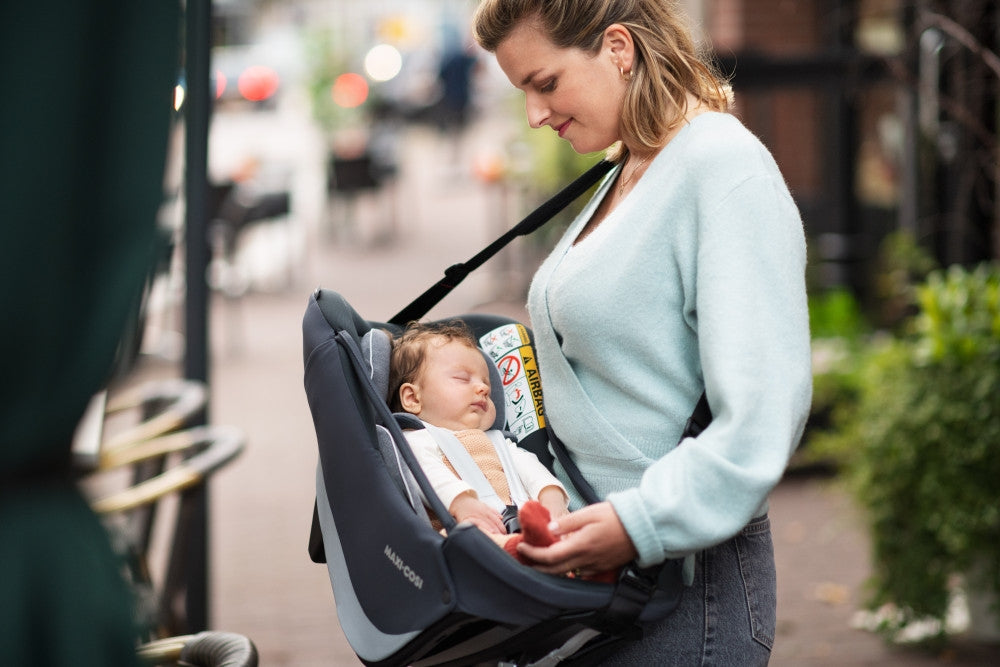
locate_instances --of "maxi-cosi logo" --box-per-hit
[384,544,424,590]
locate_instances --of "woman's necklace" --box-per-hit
[618,153,649,198]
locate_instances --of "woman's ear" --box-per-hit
[604,23,635,74]
[399,383,421,414]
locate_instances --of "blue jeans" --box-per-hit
[598,515,776,666]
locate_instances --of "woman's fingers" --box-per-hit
[517,502,638,574]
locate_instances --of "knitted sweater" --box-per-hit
[527,112,812,569]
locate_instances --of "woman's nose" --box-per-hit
[525,93,549,129]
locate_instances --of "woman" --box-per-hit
[472,1,813,664]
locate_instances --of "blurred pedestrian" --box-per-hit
[436,45,478,133]
[435,44,480,162]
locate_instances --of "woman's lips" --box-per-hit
[556,120,572,138]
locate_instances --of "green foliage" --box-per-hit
[809,287,870,340]
[804,288,870,464]
[820,263,1000,640]
[873,230,939,331]
[805,334,884,470]
[913,264,1000,364]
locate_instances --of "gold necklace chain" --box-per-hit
[618,153,649,198]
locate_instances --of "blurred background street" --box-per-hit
[76,0,1000,664]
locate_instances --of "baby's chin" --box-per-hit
[454,414,497,431]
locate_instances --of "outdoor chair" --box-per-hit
[137,630,258,666]
[90,423,245,639]
[77,377,244,640]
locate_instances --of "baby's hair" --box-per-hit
[387,321,480,412]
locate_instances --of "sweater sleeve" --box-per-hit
[607,167,813,567]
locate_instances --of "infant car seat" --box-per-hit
[304,290,687,667]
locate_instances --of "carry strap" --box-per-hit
[389,159,615,326]
[683,391,713,441]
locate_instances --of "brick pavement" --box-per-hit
[136,121,998,665]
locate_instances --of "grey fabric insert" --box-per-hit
[361,328,392,401]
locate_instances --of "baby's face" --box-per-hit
[410,339,496,431]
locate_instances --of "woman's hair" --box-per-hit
[472,0,732,159]
[387,321,480,412]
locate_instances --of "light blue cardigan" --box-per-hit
[527,112,812,572]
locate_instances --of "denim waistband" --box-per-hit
[739,513,770,537]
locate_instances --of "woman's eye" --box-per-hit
[539,78,556,93]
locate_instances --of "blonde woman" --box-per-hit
[472,1,812,664]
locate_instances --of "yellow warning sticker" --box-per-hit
[479,324,545,439]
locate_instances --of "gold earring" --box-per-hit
[620,66,632,81]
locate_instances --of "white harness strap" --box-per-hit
[422,423,529,510]
[484,430,530,507]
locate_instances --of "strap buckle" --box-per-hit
[598,566,657,638]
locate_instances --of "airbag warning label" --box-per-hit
[479,324,545,439]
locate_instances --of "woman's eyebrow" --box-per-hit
[520,68,543,87]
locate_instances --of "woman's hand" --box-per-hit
[516,501,638,577]
[450,492,507,535]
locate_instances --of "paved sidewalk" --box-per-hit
[134,119,998,665]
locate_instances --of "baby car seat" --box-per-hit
[303,289,683,667]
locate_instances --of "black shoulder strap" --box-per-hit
[549,392,711,505]
[683,392,712,441]
[389,159,615,326]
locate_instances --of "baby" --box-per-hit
[387,321,568,539]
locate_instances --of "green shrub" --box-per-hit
[833,263,1000,641]
[804,288,870,465]
[805,336,881,469]
[873,230,939,331]
[809,287,870,341]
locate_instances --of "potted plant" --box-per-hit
[814,262,1000,644]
